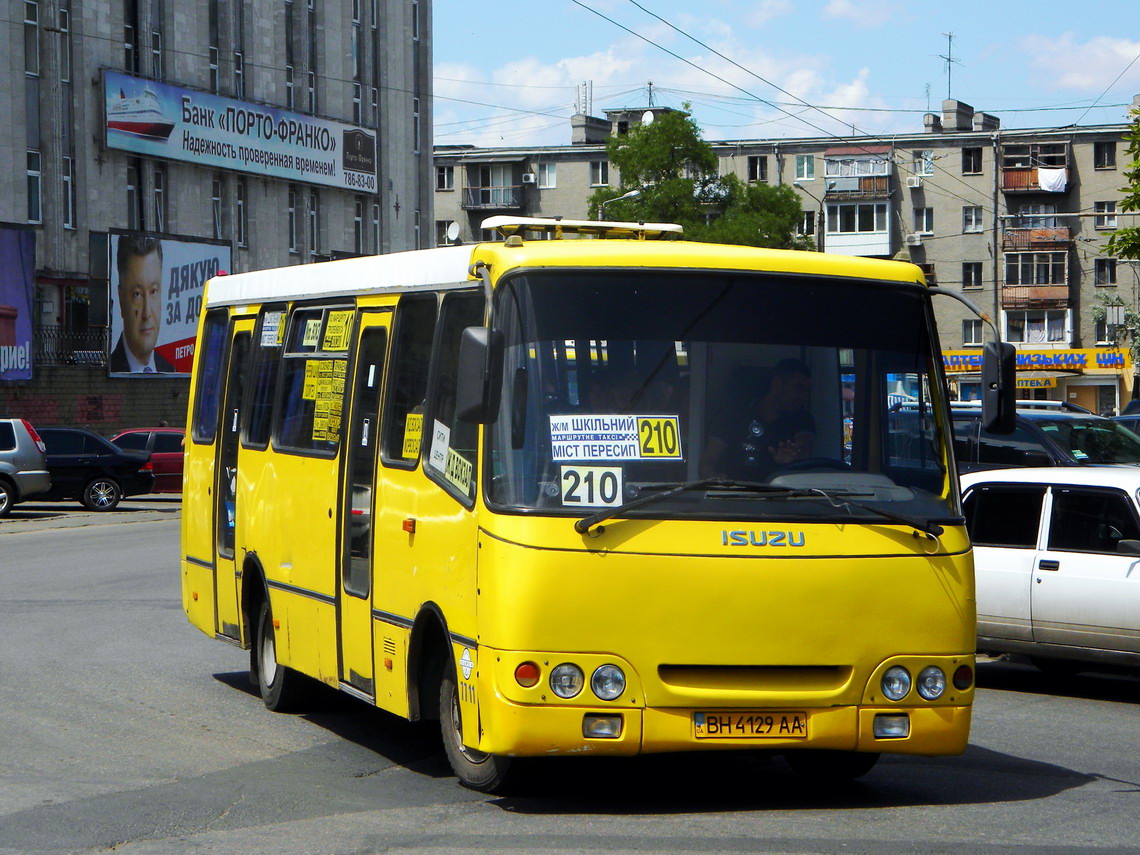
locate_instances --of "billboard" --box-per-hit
[103,70,377,192]
[0,227,35,382]
[109,231,231,377]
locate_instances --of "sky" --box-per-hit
[431,0,1140,149]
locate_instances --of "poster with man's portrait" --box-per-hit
[109,231,231,377]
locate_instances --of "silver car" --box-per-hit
[0,418,51,517]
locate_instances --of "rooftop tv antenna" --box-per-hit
[939,32,961,100]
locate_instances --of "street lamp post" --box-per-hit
[793,181,824,252]
[598,188,641,221]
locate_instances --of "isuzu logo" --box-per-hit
[722,530,806,547]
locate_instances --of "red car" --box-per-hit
[109,427,185,493]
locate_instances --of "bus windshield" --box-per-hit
[487,269,955,525]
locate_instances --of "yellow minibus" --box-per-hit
[181,216,1009,791]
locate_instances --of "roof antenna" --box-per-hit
[939,32,961,100]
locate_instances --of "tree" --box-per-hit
[587,107,810,249]
[1107,106,1140,261]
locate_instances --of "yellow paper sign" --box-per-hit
[403,413,423,458]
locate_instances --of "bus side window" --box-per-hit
[381,294,438,467]
[192,309,230,443]
[243,306,286,449]
[424,290,485,504]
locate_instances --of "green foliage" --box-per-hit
[1106,106,1140,260]
[587,107,808,249]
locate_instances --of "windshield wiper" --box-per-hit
[573,478,944,539]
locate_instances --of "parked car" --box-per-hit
[37,426,155,511]
[110,427,185,493]
[951,400,1140,473]
[1112,414,1140,436]
[961,467,1140,675]
[0,417,51,517]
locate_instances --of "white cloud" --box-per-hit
[822,0,901,28]
[1019,33,1140,92]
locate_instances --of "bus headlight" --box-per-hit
[916,666,946,700]
[881,666,911,701]
[550,664,584,699]
[591,664,626,701]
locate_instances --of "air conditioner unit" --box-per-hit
[521,173,537,184]
[906,176,923,188]
[905,233,923,246]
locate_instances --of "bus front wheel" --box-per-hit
[440,668,512,792]
[255,598,312,712]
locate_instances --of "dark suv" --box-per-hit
[37,426,155,510]
[951,401,1140,473]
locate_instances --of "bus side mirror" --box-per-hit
[981,341,1016,434]
[455,326,503,423]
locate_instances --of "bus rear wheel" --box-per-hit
[254,598,312,712]
[784,750,879,781]
[440,668,512,793]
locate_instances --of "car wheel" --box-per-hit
[82,477,122,511]
[0,477,14,518]
[254,598,313,712]
[440,665,513,792]
[784,750,879,781]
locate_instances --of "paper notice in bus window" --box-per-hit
[323,311,353,351]
[332,359,346,395]
[445,448,473,493]
[549,414,683,462]
[260,311,283,347]
[403,413,423,458]
[303,360,320,400]
[303,318,322,348]
[428,420,450,472]
[560,465,623,507]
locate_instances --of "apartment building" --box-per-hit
[1,0,431,426]
[434,99,1138,413]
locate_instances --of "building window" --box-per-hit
[962,147,982,175]
[1095,201,1118,229]
[747,155,768,183]
[153,163,166,232]
[590,160,610,187]
[307,70,316,113]
[962,261,983,290]
[1095,317,1113,345]
[913,150,934,176]
[537,162,557,189]
[59,4,70,82]
[354,197,365,254]
[825,157,890,178]
[1005,309,1067,344]
[236,178,247,247]
[212,175,224,239]
[126,158,143,230]
[124,0,138,72]
[435,220,454,246]
[288,186,298,253]
[151,28,163,79]
[308,189,320,255]
[914,208,934,235]
[371,201,380,252]
[62,155,75,230]
[353,82,362,124]
[24,1,39,76]
[285,65,294,109]
[963,319,983,347]
[1005,252,1067,286]
[414,209,421,249]
[208,0,219,92]
[26,150,42,224]
[795,154,815,181]
[413,98,421,153]
[234,50,245,98]
[1095,258,1118,286]
[797,210,815,238]
[963,206,983,233]
[411,0,419,41]
[436,165,453,191]
[827,202,887,233]
[1094,141,1117,170]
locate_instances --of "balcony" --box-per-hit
[461,184,523,210]
[1001,226,1071,252]
[1001,167,1070,193]
[1001,284,1070,310]
[34,325,111,366]
[824,175,890,199]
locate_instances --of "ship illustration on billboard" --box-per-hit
[107,88,175,140]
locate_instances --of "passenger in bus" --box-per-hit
[700,358,816,480]
[110,234,175,373]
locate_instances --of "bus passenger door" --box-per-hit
[339,312,390,695]
[214,325,251,640]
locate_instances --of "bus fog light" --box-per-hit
[873,713,910,739]
[916,666,946,700]
[881,666,911,701]
[591,664,626,700]
[583,714,623,738]
[514,661,540,688]
[550,664,584,699]
[953,664,974,690]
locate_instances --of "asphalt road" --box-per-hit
[2,505,1140,854]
